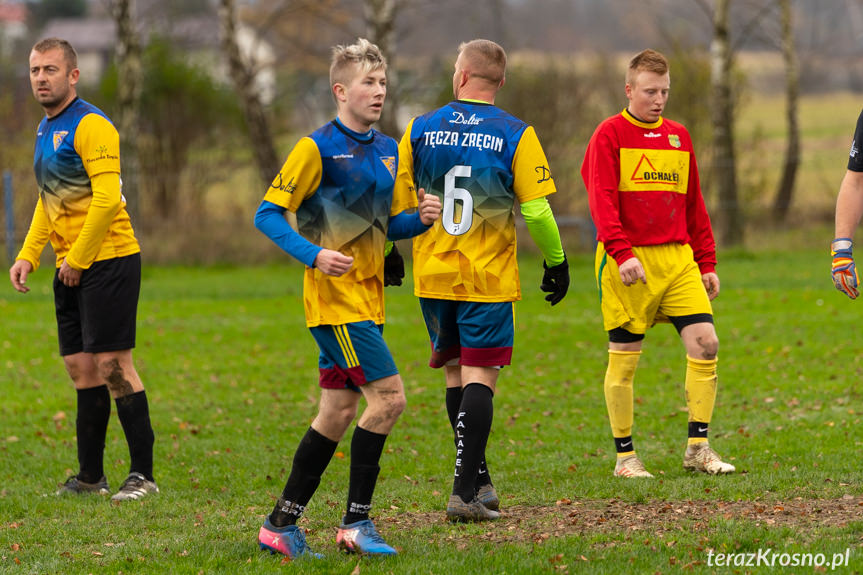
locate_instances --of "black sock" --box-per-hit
[76,386,111,483]
[115,390,155,482]
[614,435,635,454]
[445,387,463,429]
[447,387,492,490]
[452,383,493,503]
[688,421,709,440]
[343,426,387,525]
[270,427,338,527]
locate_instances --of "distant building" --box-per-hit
[0,1,27,55]
[39,12,275,103]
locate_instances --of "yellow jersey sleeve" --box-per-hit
[392,118,417,216]
[16,196,51,272]
[64,171,123,270]
[263,137,322,212]
[512,126,557,203]
[75,113,121,178]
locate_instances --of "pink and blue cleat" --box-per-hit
[258,518,321,560]
[336,519,397,556]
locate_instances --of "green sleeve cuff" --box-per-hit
[521,197,565,265]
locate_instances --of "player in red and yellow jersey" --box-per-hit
[396,39,569,522]
[582,49,735,478]
[9,38,157,502]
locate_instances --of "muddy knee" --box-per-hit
[98,358,134,397]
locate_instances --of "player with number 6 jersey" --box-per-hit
[402,103,555,301]
[394,39,569,522]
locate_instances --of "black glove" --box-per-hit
[540,256,569,305]
[384,243,405,287]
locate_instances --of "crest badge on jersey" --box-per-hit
[380,156,396,180]
[53,131,69,151]
[668,134,681,149]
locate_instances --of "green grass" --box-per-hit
[1,252,862,574]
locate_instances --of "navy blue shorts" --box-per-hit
[309,320,398,390]
[54,253,141,356]
[418,298,514,368]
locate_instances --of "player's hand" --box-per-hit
[9,259,33,293]
[314,249,354,276]
[702,272,720,300]
[417,188,441,225]
[619,257,647,286]
[540,256,569,306]
[383,242,405,287]
[58,259,81,287]
[831,237,858,299]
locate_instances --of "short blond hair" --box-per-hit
[32,37,78,71]
[330,38,386,90]
[458,39,506,86]
[626,49,669,86]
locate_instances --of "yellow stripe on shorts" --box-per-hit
[334,325,359,368]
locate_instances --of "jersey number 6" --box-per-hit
[443,165,474,236]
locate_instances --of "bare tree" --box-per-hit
[364,0,401,138]
[710,0,744,246]
[218,0,280,186]
[109,0,142,223]
[772,0,800,222]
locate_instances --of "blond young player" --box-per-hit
[254,39,440,558]
[581,49,735,478]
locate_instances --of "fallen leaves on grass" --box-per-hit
[380,495,863,545]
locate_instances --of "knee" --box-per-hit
[63,355,97,387]
[96,357,134,396]
[387,392,407,421]
[327,403,359,430]
[368,390,406,426]
[699,335,719,360]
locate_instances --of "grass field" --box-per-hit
[1,251,862,574]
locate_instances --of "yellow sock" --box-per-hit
[605,350,641,446]
[685,355,718,446]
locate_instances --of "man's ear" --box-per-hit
[333,82,346,103]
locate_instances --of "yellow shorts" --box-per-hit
[595,242,713,334]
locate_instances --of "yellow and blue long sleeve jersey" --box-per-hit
[262,120,417,327]
[17,98,138,270]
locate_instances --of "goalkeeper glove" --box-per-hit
[831,237,858,299]
[540,256,569,306]
[384,242,405,287]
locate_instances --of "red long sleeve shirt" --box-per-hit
[581,109,716,274]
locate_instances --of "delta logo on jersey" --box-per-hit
[380,156,396,180]
[53,131,69,151]
[619,147,689,194]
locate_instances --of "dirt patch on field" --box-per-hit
[381,495,863,545]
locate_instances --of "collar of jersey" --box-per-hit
[45,96,79,122]
[456,98,492,106]
[622,108,663,129]
[333,117,374,143]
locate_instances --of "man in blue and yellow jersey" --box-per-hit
[254,38,440,559]
[8,39,158,501]
[581,49,735,479]
[395,39,569,522]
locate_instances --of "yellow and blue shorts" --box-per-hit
[595,242,712,335]
[418,298,514,368]
[309,320,397,390]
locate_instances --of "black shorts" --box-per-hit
[54,253,141,356]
